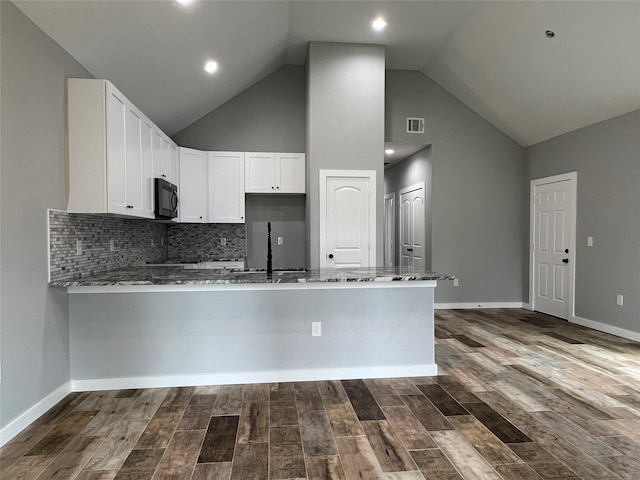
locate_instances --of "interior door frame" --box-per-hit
[398,182,425,268]
[319,169,377,269]
[384,192,395,267]
[529,172,577,319]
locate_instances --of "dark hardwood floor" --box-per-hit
[2,308,640,479]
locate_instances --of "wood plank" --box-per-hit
[36,392,91,425]
[322,399,363,438]
[417,384,468,416]
[198,415,239,463]
[176,394,216,431]
[430,430,503,480]
[229,443,269,480]
[270,400,299,427]
[135,405,186,450]
[335,436,384,480]
[434,376,481,404]
[360,420,417,472]
[192,462,233,480]
[0,424,55,474]
[75,471,118,480]
[113,448,165,480]
[26,410,100,456]
[409,449,462,479]
[123,389,169,421]
[401,395,454,432]
[317,381,350,402]
[462,402,531,444]
[299,410,338,457]
[380,406,436,450]
[305,456,347,480]
[0,454,56,480]
[161,387,195,408]
[447,415,523,466]
[294,382,325,412]
[213,386,244,416]
[341,380,386,421]
[35,436,105,480]
[84,419,149,471]
[237,401,269,444]
[494,463,543,480]
[269,426,306,480]
[152,430,205,480]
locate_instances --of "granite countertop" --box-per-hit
[49,266,454,287]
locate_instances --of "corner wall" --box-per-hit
[386,70,527,305]
[0,1,93,436]
[527,110,640,335]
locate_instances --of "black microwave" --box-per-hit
[154,178,178,219]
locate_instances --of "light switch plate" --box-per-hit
[617,295,624,306]
[278,237,283,245]
[587,236,593,247]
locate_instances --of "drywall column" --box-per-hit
[306,42,385,269]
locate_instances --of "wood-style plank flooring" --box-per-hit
[2,308,640,479]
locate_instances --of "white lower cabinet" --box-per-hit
[245,152,305,193]
[179,148,208,223]
[209,152,245,223]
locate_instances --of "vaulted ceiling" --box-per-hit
[14,0,640,146]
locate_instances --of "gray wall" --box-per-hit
[0,2,93,429]
[306,42,386,268]
[528,110,640,334]
[384,146,433,269]
[386,70,527,304]
[245,195,306,269]
[172,65,306,152]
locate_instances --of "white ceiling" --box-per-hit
[14,0,640,146]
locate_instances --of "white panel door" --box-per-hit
[399,183,425,270]
[532,177,574,319]
[384,193,395,267]
[320,171,376,269]
[245,152,276,193]
[106,86,127,215]
[209,152,245,223]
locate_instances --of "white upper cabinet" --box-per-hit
[154,132,178,185]
[244,152,305,194]
[67,78,176,219]
[209,152,245,223]
[179,148,208,223]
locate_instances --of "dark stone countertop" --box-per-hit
[49,266,455,287]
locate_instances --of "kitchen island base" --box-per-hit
[68,282,437,391]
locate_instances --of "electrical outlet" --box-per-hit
[76,239,83,255]
[220,237,226,246]
[617,295,624,306]
[587,236,593,247]
[453,278,459,287]
[312,322,321,337]
[110,239,115,252]
[278,237,283,245]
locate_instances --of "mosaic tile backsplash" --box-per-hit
[48,210,168,282]
[167,223,246,262]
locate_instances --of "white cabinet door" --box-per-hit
[141,119,155,216]
[106,85,128,215]
[153,131,178,184]
[209,152,245,223]
[179,148,208,223]
[125,105,144,216]
[276,153,305,193]
[244,152,276,193]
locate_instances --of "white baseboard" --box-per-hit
[0,382,71,448]
[435,302,524,309]
[571,315,640,343]
[71,364,439,392]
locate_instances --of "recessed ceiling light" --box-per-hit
[177,0,195,6]
[204,60,218,74]
[385,149,395,154]
[372,17,387,32]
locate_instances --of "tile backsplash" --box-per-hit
[48,210,167,282]
[167,223,246,262]
[48,211,247,282]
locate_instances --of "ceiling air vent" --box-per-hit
[406,117,425,133]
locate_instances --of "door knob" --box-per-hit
[407,248,413,252]
[565,248,569,253]
[562,258,569,263]
[328,254,334,259]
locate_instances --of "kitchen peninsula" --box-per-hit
[51,267,453,391]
